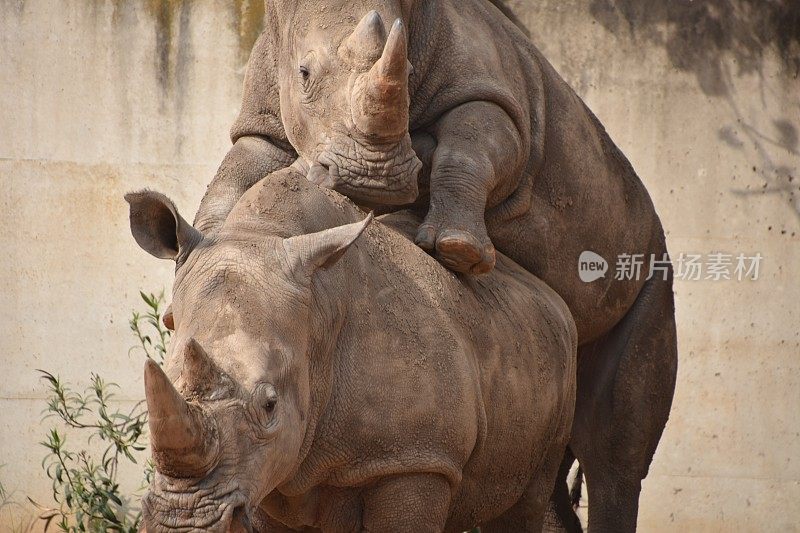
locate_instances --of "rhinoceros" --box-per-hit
[191,1,678,530]
[126,170,577,532]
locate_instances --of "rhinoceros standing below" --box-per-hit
[127,170,577,532]
[191,1,678,530]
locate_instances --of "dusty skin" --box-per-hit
[192,2,678,530]
[127,170,577,532]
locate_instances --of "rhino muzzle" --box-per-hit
[143,342,262,532]
[142,483,253,533]
[308,133,421,205]
[308,10,420,205]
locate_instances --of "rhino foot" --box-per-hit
[416,224,496,276]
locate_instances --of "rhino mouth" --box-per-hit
[142,483,252,532]
[308,134,421,206]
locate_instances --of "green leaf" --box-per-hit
[108,491,122,506]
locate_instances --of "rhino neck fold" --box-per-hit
[284,267,352,492]
[269,246,361,498]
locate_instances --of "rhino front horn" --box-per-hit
[144,358,218,478]
[355,19,411,140]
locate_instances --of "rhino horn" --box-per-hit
[356,19,410,140]
[343,10,387,62]
[181,338,220,391]
[144,358,218,478]
[373,19,409,80]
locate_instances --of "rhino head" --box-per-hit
[125,190,371,532]
[271,1,422,205]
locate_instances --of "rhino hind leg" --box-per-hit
[481,427,573,532]
[479,481,549,532]
[569,265,678,532]
[542,448,584,533]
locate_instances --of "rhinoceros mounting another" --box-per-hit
[191,2,678,530]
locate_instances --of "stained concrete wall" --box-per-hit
[1,0,798,531]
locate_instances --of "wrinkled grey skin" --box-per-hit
[193,1,678,531]
[128,171,577,532]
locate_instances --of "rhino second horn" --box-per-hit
[181,338,221,392]
[344,10,387,63]
[144,359,218,478]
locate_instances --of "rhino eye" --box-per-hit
[299,65,310,82]
[257,384,278,422]
[264,396,277,414]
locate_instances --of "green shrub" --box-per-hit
[33,292,170,532]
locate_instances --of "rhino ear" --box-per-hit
[282,213,374,276]
[125,191,203,260]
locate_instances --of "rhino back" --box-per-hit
[408,0,535,140]
[280,206,576,510]
[222,167,368,238]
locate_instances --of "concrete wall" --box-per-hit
[1,0,798,530]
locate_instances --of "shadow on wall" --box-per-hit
[588,0,799,96]
[587,0,800,222]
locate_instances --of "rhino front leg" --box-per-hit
[361,474,451,532]
[194,135,296,234]
[415,101,526,275]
